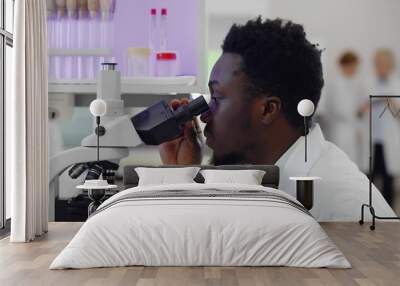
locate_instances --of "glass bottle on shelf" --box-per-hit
[160,8,168,51]
[77,0,88,79]
[87,0,99,79]
[149,8,157,51]
[55,0,67,79]
[108,0,116,63]
[99,0,115,63]
[148,8,157,77]
[65,0,77,79]
[99,0,109,48]
[47,0,56,80]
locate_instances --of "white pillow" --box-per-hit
[200,169,266,185]
[135,167,201,186]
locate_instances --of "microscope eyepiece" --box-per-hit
[188,96,209,116]
[131,95,210,145]
[173,96,210,125]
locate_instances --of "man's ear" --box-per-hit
[257,96,282,125]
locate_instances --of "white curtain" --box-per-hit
[8,0,49,242]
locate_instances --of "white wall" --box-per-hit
[207,0,400,83]
[207,0,269,16]
[268,0,400,81]
[207,0,269,50]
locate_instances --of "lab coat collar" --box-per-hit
[278,123,325,189]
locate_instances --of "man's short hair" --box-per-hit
[339,51,359,66]
[375,48,395,69]
[222,17,324,129]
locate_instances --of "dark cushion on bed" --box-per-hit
[123,165,280,189]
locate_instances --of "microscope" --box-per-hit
[49,63,209,219]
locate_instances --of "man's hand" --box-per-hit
[158,98,202,165]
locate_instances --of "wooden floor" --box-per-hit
[1,222,400,286]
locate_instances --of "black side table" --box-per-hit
[289,177,321,210]
[87,189,106,216]
[77,183,117,216]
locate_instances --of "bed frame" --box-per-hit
[123,165,280,189]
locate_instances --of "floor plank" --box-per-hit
[0,222,399,286]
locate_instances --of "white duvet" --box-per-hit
[50,183,350,269]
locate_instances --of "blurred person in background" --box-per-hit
[323,51,365,165]
[358,48,400,206]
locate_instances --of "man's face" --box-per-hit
[340,63,358,78]
[374,53,393,79]
[200,53,258,164]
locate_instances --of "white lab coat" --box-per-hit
[322,76,365,165]
[278,124,395,221]
[359,77,400,174]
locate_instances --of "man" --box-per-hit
[358,49,400,206]
[322,51,365,165]
[159,17,395,221]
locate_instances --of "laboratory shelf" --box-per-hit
[48,76,200,94]
[47,0,206,95]
[49,48,113,57]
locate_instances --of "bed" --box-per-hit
[50,165,350,269]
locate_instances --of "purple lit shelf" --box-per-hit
[48,0,206,95]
